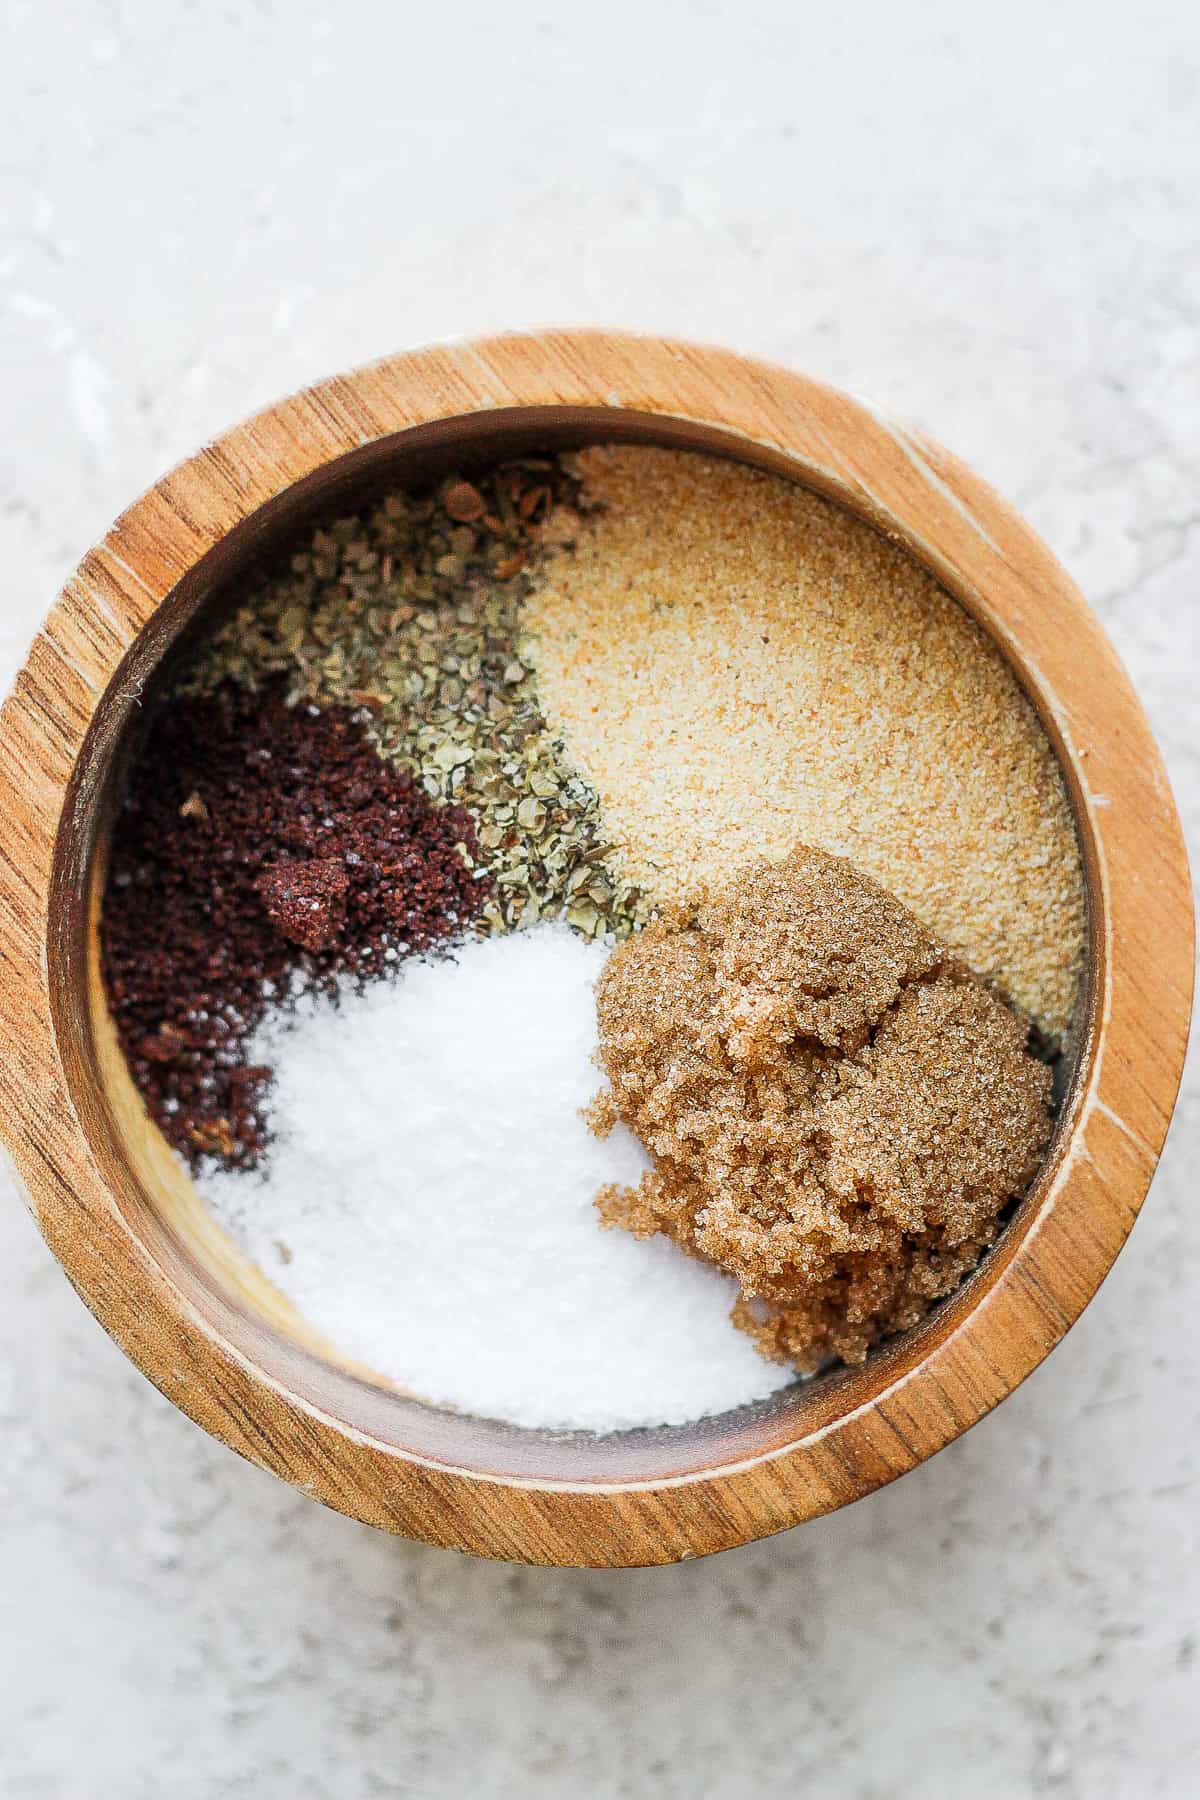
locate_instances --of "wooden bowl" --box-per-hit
[0,331,1192,1566]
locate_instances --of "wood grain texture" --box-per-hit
[0,331,1192,1565]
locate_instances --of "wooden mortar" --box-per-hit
[0,331,1192,1567]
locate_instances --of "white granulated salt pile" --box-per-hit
[199,922,792,1430]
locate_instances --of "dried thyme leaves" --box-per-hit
[178,459,646,939]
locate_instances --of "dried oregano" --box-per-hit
[177,457,647,939]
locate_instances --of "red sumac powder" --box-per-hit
[101,683,489,1168]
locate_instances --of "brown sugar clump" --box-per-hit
[590,845,1054,1371]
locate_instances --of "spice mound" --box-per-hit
[199,922,793,1430]
[589,845,1054,1370]
[101,683,487,1168]
[98,441,1082,1428]
[524,444,1085,1042]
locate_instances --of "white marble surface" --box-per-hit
[2,3,1197,1795]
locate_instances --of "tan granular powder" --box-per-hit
[524,445,1085,1041]
[590,846,1053,1370]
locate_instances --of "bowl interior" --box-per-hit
[52,406,1095,1484]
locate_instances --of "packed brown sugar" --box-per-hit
[524,445,1085,1043]
[589,845,1054,1369]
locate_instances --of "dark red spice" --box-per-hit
[101,683,488,1169]
[255,857,350,952]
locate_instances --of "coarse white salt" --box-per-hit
[198,921,792,1431]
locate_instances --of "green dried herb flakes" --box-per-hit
[178,460,646,939]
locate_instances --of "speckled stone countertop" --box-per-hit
[2,4,1196,1795]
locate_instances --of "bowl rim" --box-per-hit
[0,329,1192,1565]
